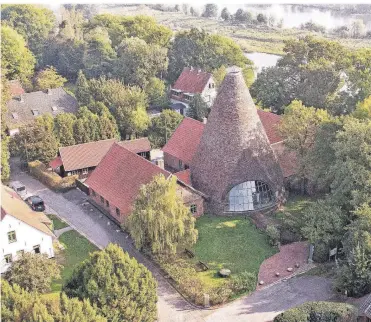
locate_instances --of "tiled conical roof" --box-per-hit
[190,66,284,214]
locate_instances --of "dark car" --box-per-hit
[25,196,45,212]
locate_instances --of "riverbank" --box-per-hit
[100,5,371,55]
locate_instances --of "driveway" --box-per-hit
[9,158,336,322]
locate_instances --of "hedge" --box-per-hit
[28,161,77,192]
[274,301,358,322]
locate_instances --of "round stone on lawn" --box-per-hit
[287,267,293,272]
[275,272,280,277]
[219,269,231,277]
[259,280,264,285]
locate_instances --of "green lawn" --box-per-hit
[47,214,69,230]
[51,230,98,293]
[192,215,277,287]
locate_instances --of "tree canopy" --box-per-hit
[63,243,157,322]
[34,66,67,91]
[127,174,198,256]
[187,94,209,121]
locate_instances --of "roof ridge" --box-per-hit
[59,138,117,151]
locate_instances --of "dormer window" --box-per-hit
[32,110,39,116]
[51,106,58,112]
[12,113,18,119]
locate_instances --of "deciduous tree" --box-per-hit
[63,243,157,322]
[4,252,61,293]
[221,7,231,21]
[127,174,198,255]
[34,66,67,91]
[75,70,92,106]
[145,77,168,107]
[54,113,77,146]
[202,4,218,18]
[148,109,184,148]
[187,94,209,121]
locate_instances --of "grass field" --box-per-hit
[191,215,277,287]
[100,5,371,55]
[274,194,316,223]
[47,214,69,230]
[51,230,98,293]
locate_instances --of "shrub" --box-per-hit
[313,242,329,263]
[274,301,357,322]
[28,160,77,192]
[266,225,280,246]
[229,271,256,295]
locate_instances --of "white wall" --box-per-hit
[201,77,217,108]
[0,215,54,273]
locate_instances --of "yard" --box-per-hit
[192,215,277,287]
[51,230,98,293]
[47,214,68,230]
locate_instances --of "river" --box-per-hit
[245,52,281,76]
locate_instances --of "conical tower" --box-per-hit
[190,66,284,214]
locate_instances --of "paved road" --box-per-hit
[9,158,336,322]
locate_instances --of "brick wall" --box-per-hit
[164,152,187,172]
[89,188,126,225]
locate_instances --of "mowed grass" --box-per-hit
[192,215,277,286]
[50,230,98,293]
[47,214,69,230]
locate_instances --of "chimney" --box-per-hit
[203,117,207,124]
[47,88,52,95]
[19,94,24,103]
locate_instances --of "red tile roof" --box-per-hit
[175,169,191,185]
[49,156,63,169]
[8,80,25,97]
[86,143,171,217]
[257,110,282,144]
[118,137,151,154]
[59,138,151,172]
[173,67,212,94]
[163,112,283,165]
[59,139,118,172]
[162,117,205,165]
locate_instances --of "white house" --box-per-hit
[170,67,217,111]
[0,185,55,273]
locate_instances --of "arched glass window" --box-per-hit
[226,180,274,212]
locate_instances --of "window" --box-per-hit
[139,152,147,158]
[33,245,40,254]
[183,93,194,101]
[116,207,120,217]
[4,254,12,264]
[70,170,79,176]
[171,89,182,96]
[178,160,183,169]
[82,168,88,175]
[226,180,274,212]
[92,190,96,197]
[51,106,58,111]
[106,200,109,207]
[32,110,39,116]
[209,83,211,89]
[190,204,197,214]
[12,112,18,119]
[8,231,17,243]
[100,196,104,204]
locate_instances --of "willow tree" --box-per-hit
[127,174,198,256]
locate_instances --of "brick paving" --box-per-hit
[257,241,309,289]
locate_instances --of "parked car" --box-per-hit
[25,195,45,212]
[9,181,30,200]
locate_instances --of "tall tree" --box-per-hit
[148,109,184,148]
[114,37,168,88]
[63,243,157,322]
[75,70,92,106]
[34,66,67,91]
[221,7,231,21]
[127,174,198,255]
[144,77,168,107]
[352,96,371,120]
[1,5,56,59]
[202,4,218,18]
[168,28,250,83]
[4,252,61,293]
[187,94,209,121]
[1,26,35,82]
[54,113,77,146]
[279,100,330,194]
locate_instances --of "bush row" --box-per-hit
[157,256,256,306]
[274,301,358,322]
[28,161,77,192]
